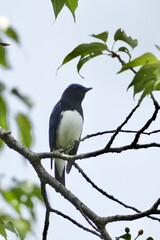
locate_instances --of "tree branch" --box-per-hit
[105,99,140,148]
[105,198,160,224]
[41,182,51,240]
[131,95,160,146]
[51,208,102,238]
[73,162,160,222]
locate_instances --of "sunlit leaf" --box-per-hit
[0,95,8,130]
[128,63,160,100]
[51,0,65,19]
[2,218,17,236]
[5,27,19,43]
[0,214,31,240]
[0,45,10,68]
[0,95,8,148]
[1,189,21,214]
[13,218,31,240]
[114,28,138,49]
[11,88,33,108]
[65,0,78,21]
[119,52,159,73]
[0,219,7,239]
[0,180,43,221]
[90,31,108,43]
[16,113,32,148]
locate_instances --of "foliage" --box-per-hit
[116,227,153,240]
[0,16,33,149]
[0,16,42,239]
[51,0,78,20]
[0,1,159,240]
[57,27,160,101]
[0,179,43,239]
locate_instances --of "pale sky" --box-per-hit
[1,0,160,239]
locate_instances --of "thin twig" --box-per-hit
[73,163,160,222]
[41,182,51,240]
[131,96,160,146]
[105,101,140,148]
[51,208,102,238]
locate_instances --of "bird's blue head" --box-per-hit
[61,83,92,103]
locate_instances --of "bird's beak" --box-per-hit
[85,87,92,93]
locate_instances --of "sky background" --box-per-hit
[1,0,160,239]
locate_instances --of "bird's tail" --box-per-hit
[66,160,74,174]
[54,159,65,186]
[55,164,65,186]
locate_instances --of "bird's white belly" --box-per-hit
[56,110,83,149]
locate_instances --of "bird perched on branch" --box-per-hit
[49,83,92,186]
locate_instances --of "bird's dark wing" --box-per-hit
[49,100,62,168]
[66,140,80,174]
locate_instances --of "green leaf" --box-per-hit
[51,0,65,19]
[3,219,17,236]
[114,28,138,49]
[5,27,19,43]
[65,0,78,21]
[0,215,31,240]
[128,63,160,100]
[13,218,31,240]
[1,180,43,220]
[0,95,8,130]
[119,52,159,73]
[119,233,131,240]
[0,95,8,148]
[1,189,21,214]
[11,88,33,108]
[91,31,109,43]
[16,113,32,148]
[59,42,107,70]
[77,50,103,77]
[0,45,10,68]
[0,219,7,239]
[118,47,131,60]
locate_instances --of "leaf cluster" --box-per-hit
[0,16,42,239]
[0,179,43,239]
[116,227,153,240]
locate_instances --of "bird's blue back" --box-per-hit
[49,101,62,152]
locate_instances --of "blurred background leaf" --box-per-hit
[16,113,33,148]
[0,179,44,240]
[0,95,8,148]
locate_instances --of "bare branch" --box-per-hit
[105,101,140,148]
[131,96,160,146]
[1,127,160,165]
[41,182,51,240]
[80,129,160,143]
[73,163,160,222]
[1,127,160,239]
[41,176,102,239]
[105,198,160,224]
[51,208,102,238]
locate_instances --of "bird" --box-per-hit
[49,83,92,186]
